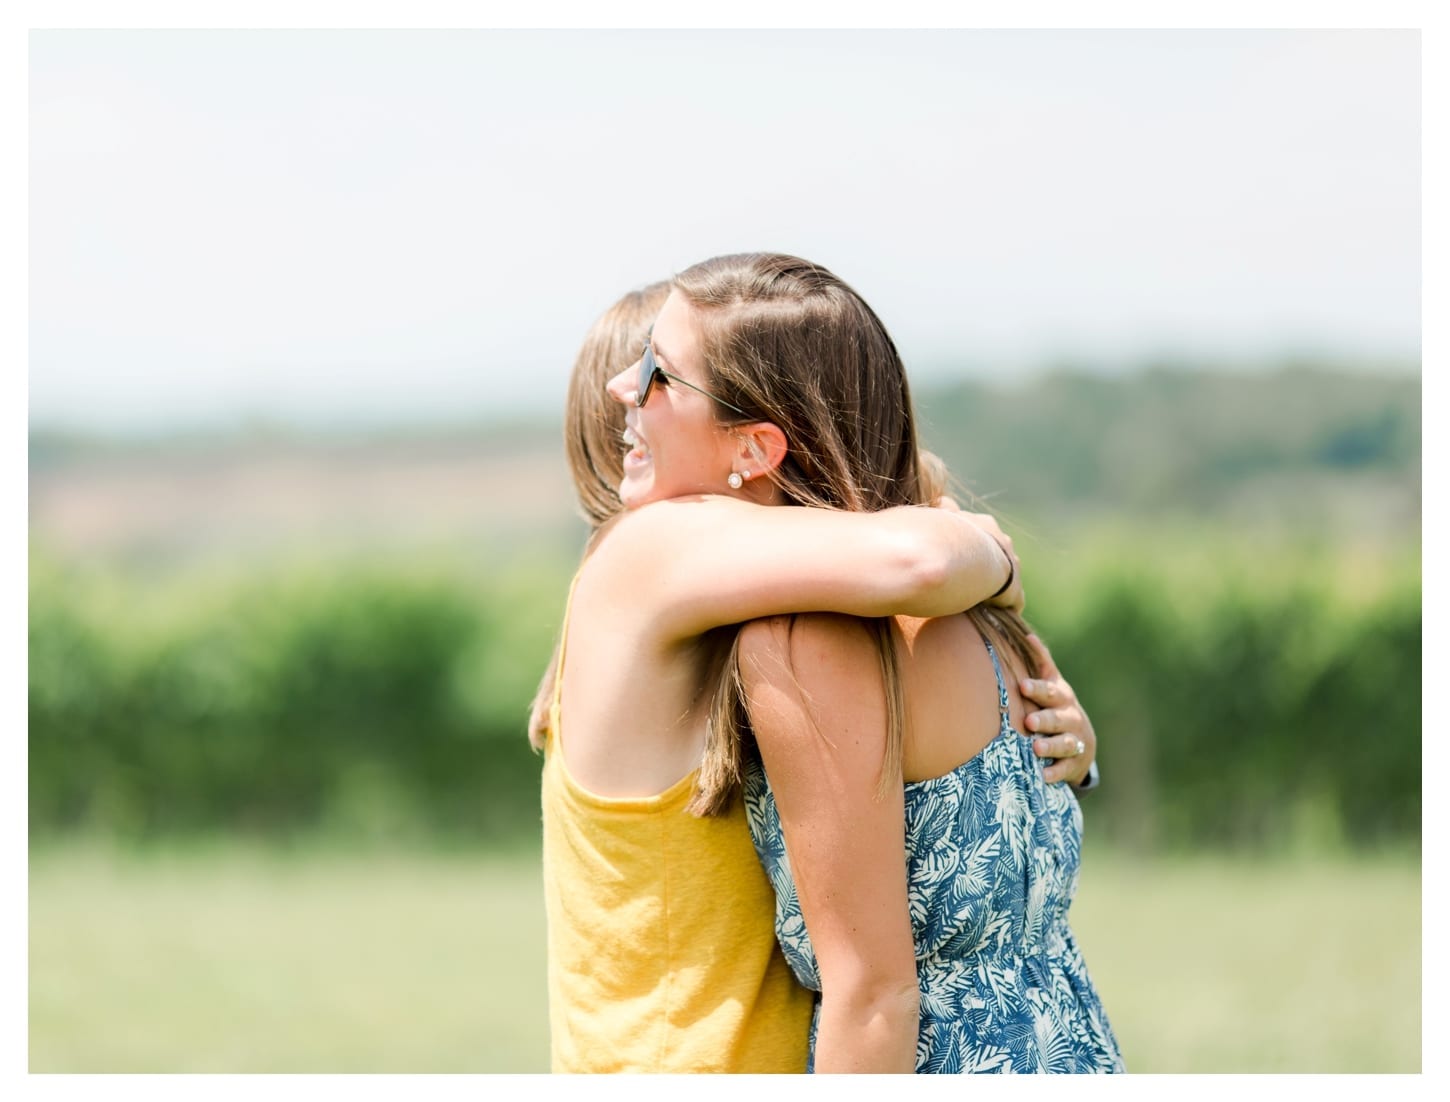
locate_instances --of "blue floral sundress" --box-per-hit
[743,634,1125,1074]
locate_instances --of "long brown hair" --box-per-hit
[672,253,1041,814]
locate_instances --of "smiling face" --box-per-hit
[605,289,740,509]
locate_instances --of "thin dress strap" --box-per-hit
[980,635,1011,721]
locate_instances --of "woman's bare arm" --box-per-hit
[740,613,919,1074]
[592,496,1017,644]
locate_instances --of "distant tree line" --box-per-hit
[31,365,1421,537]
[916,366,1418,530]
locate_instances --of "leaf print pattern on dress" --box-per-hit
[743,636,1125,1074]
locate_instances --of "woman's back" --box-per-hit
[740,612,1125,1073]
[894,612,1029,782]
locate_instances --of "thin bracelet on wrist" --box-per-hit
[988,542,1015,600]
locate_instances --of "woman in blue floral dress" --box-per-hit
[740,599,1125,1073]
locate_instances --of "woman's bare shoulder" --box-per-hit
[737,612,881,691]
[588,495,742,551]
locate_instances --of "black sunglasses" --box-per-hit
[637,335,749,417]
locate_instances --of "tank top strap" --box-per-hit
[978,633,1011,719]
[548,570,585,740]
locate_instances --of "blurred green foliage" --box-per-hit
[29,532,1420,852]
[29,549,570,845]
[1021,534,1421,851]
[917,366,1419,525]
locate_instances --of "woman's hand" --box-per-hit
[1019,634,1097,786]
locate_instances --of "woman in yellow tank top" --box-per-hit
[530,259,1100,1074]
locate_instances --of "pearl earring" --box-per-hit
[727,472,743,490]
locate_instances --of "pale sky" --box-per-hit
[29,27,1421,431]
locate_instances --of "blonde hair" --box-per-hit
[564,282,672,529]
[672,253,1041,815]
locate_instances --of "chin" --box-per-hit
[617,477,655,511]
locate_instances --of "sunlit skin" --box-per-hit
[604,292,749,510]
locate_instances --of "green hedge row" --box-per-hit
[28,552,568,844]
[1030,569,1421,851]
[29,542,1420,851]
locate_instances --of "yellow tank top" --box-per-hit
[540,577,813,1073]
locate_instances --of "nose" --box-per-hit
[606,363,638,406]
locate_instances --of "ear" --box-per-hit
[734,422,789,475]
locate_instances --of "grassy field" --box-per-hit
[29,843,1420,1073]
[1069,848,1421,1073]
